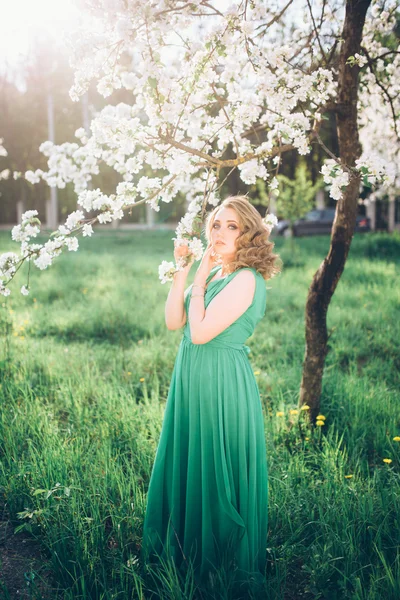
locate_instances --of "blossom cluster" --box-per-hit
[0,0,398,293]
[320,162,350,201]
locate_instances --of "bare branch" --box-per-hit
[253,0,294,38]
[306,0,328,64]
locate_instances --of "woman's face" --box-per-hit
[210,207,241,261]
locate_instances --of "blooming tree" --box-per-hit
[0,0,398,413]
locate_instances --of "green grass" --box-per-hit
[0,229,399,599]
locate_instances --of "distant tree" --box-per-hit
[276,162,324,239]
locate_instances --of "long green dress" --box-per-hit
[141,265,269,590]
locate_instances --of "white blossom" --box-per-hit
[263,213,278,231]
[158,260,176,285]
[82,224,94,236]
[21,210,39,223]
[0,138,7,157]
[64,237,79,251]
[34,251,53,270]
[65,210,85,230]
[321,161,350,201]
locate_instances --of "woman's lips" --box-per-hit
[215,241,225,245]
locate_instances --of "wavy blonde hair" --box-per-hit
[204,195,282,281]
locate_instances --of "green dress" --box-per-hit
[141,265,269,590]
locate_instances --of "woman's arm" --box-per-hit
[165,239,194,330]
[189,270,256,344]
[165,270,190,330]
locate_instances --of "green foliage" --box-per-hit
[276,161,324,226]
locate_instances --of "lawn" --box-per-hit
[0,229,399,599]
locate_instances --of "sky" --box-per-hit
[0,0,82,88]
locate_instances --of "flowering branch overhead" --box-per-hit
[0,0,399,295]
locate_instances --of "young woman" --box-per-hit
[141,196,282,593]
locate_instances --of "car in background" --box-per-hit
[275,209,371,237]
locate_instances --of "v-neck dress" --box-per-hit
[141,265,269,591]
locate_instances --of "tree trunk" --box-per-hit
[299,0,371,421]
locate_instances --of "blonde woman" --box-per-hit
[141,196,282,594]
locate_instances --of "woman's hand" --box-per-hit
[174,239,195,274]
[194,241,221,281]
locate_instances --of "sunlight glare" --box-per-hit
[0,0,82,67]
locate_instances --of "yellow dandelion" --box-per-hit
[9,309,14,313]
[316,420,325,427]
[253,371,260,375]
[127,372,132,376]
[139,377,145,382]
[305,437,310,441]
[393,437,400,442]
[289,409,299,415]
[300,405,310,411]
[383,458,392,464]
[13,332,18,337]
[276,411,284,417]
[23,319,29,324]
[316,414,326,420]
[344,474,353,479]
[33,298,37,303]
[82,288,88,294]
[19,336,25,340]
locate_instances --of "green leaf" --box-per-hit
[363,175,372,188]
[32,488,48,496]
[147,76,158,90]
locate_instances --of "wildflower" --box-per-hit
[139,377,145,382]
[393,437,400,442]
[127,372,132,376]
[316,414,326,420]
[383,458,392,464]
[305,437,310,441]
[276,411,284,417]
[253,371,260,375]
[300,404,310,411]
[289,409,299,415]
[316,420,325,427]
[344,474,353,478]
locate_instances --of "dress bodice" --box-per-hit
[183,265,267,352]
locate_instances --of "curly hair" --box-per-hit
[203,195,283,281]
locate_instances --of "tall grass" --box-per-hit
[0,230,399,599]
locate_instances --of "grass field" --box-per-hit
[0,229,399,599]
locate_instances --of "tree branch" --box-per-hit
[306,0,328,64]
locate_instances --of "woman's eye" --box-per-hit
[213,224,237,229]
